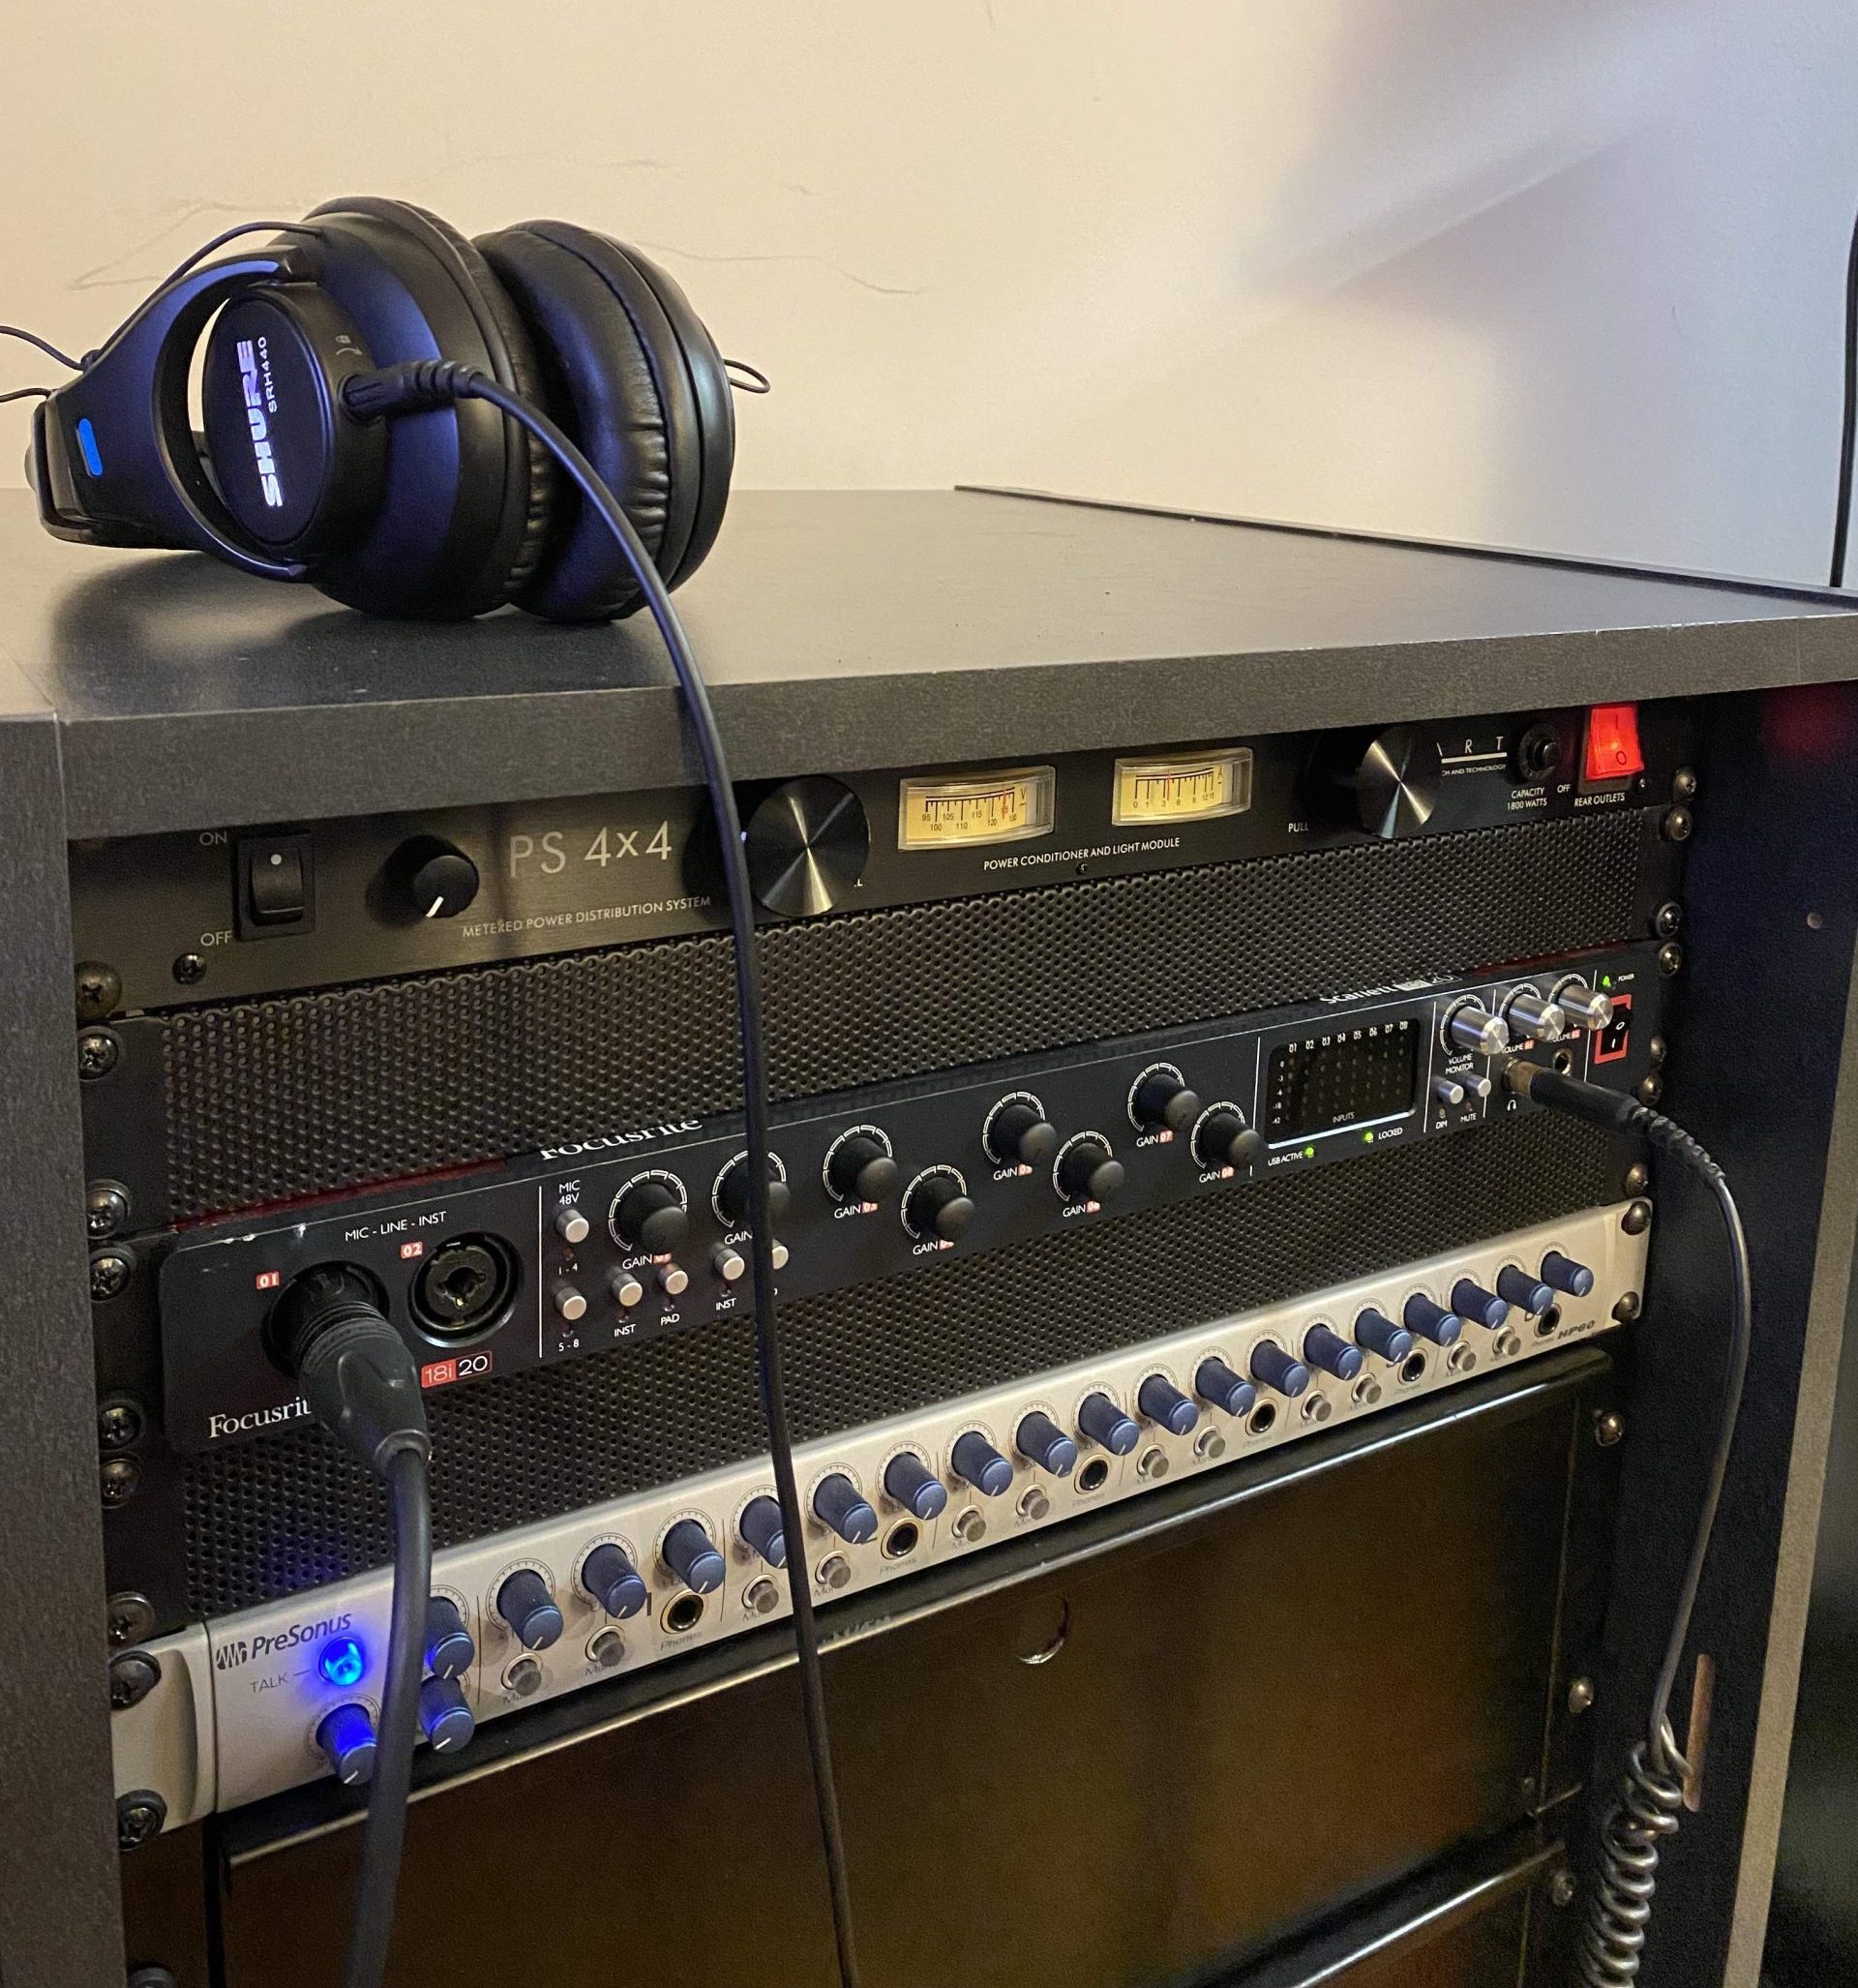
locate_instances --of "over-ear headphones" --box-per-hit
[28,198,738,620]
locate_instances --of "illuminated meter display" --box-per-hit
[897,767,1056,849]
[1111,748,1253,826]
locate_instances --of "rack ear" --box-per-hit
[34,253,313,577]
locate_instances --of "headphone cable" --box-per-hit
[345,357,864,1988]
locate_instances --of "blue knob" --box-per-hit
[581,1543,648,1619]
[663,1520,727,1594]
[1403,1294,1463,1347]
[1496,1263,1554,1317]
[418,1675,476,1754]
[1542,1250,1596,1298]
[1137,1374,1199,1434]
[883,1453,948,1520]
[1249,1340,1310,1399]
[1077,1392,1139,1455]
[316,1703,376,1787]
[738,1495,788,1567]
[495,1569,564,1651]
[952,1431,1013,1497]
[1016,1411,1078,1477]
[1304,1324,1364,1382]
[1451,1278,1510,1331]
[813,1474,879,1545]
[1354,1308,1414,1364]
[1195,1356,1257,1419]
[425,1595,475,1679]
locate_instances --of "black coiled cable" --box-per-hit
[1501,1064,1751,1988]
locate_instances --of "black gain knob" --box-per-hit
[985,1099,1059,1169]
[612,1178,689,1254]
[905,1170,974,1243]
[827,1132,898,1204]
[386,835,480,920]
[1056,1135,1124,1205]
[1194,1107,1265,1172]
[1132,1069,1202,1135]
[716,1155,791,1228]
[1313,726,1443,839]
[744,776,871,919]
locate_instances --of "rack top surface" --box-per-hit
[2,485,1852,837]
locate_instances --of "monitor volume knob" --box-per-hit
[385,835,480,920]
[813,1474,879,1544]
[1077,1392,1140,1455]
[1194,1356,1257,1419]
[495,1569,564,1651]
[951,1431,1013,1496]
[1133,1069,1202,1135]
[985,1099,1059,1169]
[1304,1325,1364,1382]
[424,1595,475,1680]
[612,1179,689,1254]
[1541,1250,1597,1298]
[743,776,871,919]
[1056,1135,1125,1205]
[738,1496,788,1568]
[662,1521,727,1595]
[1443,1001,1510,1057]
[1354,1308,1414,1364]
[316,1703,377,1787]
[883,1453,948,1520]
[827,1132,898,1204]
[1016,1411,1079,1477]
[580,1543,648,1619]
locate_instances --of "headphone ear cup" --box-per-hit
[475,222,734,621]
[300,197,556,617]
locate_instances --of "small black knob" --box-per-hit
[1056,1135,1125,1204]
[387,835,480,920]
[1016,1411,1078,1477]
[905,1171,974,1243]
[1133,1069,1202,1135]
[827,1132,898,1204]
[739,1494,787,1567]
[1513,722,1563,784]
[1304,1324,1364,1382]
[1195,1108,1265,1172]
[1249,1340,1310,1399]
[717,1156,791,1228]
[581,1544,648,1620]
[1077,1392,1139,1455]
[986,1099,1059,1169]
[1195,1356,1257,1418]
[613,1179,689,1254]
[495,1569,563,1651]
[1137,1374,1198,1434]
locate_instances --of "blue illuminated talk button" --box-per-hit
[319,1635,368,1689]
[75,417,103,477]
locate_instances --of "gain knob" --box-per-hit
[1354,1308,1414,1364]
[813,1474,879,1545]
[1542,1250,1596,1298]
[739,1495,788,1567]
[1450,1278,1511,1331]
[717,1155,791,1228]
[1553,979,1616,1031]
[1249,1340,1311,1399]
[425,1595,475,1680]
[1077,1392,1140,1455]
[904,1170,974,1243]
[612,1178,689,1255]
[495,1569,564,1652]
[1194,1107,1265,1172]
[951,1431,1013,1497]
[985,1099,1059,1169]
[744,776,871,919]
[316,1703,377,1787]
[418,1676,476,1754]
[1056,1135,1124,1205]
[1443,1000,1510,1057]
[883,1453,948,1521]
[1016,1411,1078,1477]
[1403,1294,1463,1347]
[1132,1069,1202,1136]
[1502,988,1568,1043]
[385,835,480,920]
[1194,1356,1257,1419]
[1304,1324,1364,1382]
[581,1544,648,1620]
[1496,1264,1555,1317]
[1314,726,1442,839]
[662,1520,727,1595]
[1136,1374,1198,1435]
[827,1132,898,1205]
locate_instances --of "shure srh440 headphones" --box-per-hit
[23,197,748,619]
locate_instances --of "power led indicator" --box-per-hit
[1584,704,1644,783]
[319,1636,367,1688]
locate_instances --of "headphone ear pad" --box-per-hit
[475,222,734,621]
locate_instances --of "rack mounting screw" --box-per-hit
[1662,805,1693,843]
[1657,942,1684,977]
[98,1399,143,1451]
[116,1791,165,1852]
[1549,1869,1578,1909]
[1672,768,1699,802]
[77,1029,120,1080]
[1568,1675,1596,1714]
[106,1592,155,1648]
[74,962,120,1021]
[1653,901,1683,940]
[109,1648,162,1711]
[90,1249,135,1303]
[1623,1162,1650,1196]
[171,952,206,986]
[101,1457,142,1507]
[1622,1201,1652,1235]
[1595,1409,1626,1446]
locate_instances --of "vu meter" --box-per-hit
[1112,748,1253,826]
[897,767,1056,849]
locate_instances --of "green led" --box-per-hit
[1303,1145,1316,1160]
[1601,974,1613,987]
[1362,1129,1375,1143]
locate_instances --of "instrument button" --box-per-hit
[610,1271,645,1309]
[712,1244,747,1283]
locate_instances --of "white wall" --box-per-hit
[5,1,1855,583]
